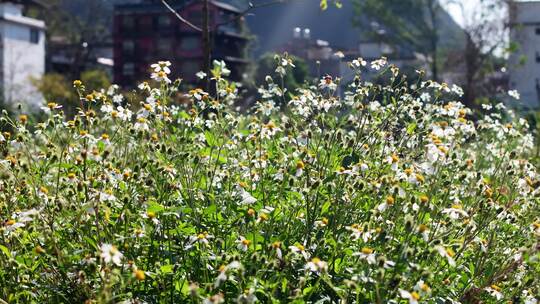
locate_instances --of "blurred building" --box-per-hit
[0,0,45,106]
[508,0,540,109]
[280,26,427,86]
[48,37,114,78]
[113,0,249,87]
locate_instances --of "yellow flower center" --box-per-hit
[361,247,373,254]
[134,269,146,281]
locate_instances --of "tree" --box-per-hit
[353,0,446,81]
[444,0,511,107]
[27,0,112,79]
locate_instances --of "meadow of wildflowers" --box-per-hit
[0,56,539,303]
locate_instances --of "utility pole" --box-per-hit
[202,0,211,91]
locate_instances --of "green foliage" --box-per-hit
[81,69,111,93]
[0,58,539,303]
[320,0,342,10]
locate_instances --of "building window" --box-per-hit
[30,29,39,44]
[188,11,203,27]
[158,15,171,28]
[537,52,540,63]
[179,36,200,51]
[180,61,201,77]
[122,40,135,55]
[536,27,540,35]
[156,38,173,56]
[123,63,135,76]
[122,16,135,29]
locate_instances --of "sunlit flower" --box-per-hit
[236,236,251,251]
[289,244,309,260]
[508,89,520,100]
[434,245,456,267]
[399,289,421,304]
[353,247,376,264]
[305,257,328,273]
[99,243,123,266]
[442,204,468,220]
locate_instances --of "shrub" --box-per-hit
[0,58,538,303]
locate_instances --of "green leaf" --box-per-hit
[161,264,174,274]
[407,123,417,135]
[0,244,11,258]
[147,201,165,213]
[303,286,314,295]
[320,0,328,10]
[205,130,216,147]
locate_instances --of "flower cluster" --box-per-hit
[0,57,538,303]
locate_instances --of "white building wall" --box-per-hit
[508,1,540,109]
[0,3,45,108]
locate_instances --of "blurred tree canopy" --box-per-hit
[353,0,443,81]
[27,0,111,79]
[32,70,110,116]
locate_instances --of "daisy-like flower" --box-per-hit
[346,224,362,240]
[418,224,430,242]
[151,61,171,74]
[484,284,503,300]
[377,195,395,212]
[41,102,62,114]
[353,247,376,264]
[212,60,231,77]
[318,75,338,91]
[399,289,421,304]
[295,160,305,177]
[4,219,26,233]
[99,243,123,266]
[351,57,367,68]
[238,187,257,205]
[272,241,283,259]
[414,280,431,294]
[203,293,225,304]
[134,117,149,132]
[99,190,116,203]
[150,61,172,84]
[370,57,387,70]
[214,261,241,288]
[237,287,258,304]
[305,257,328,273]
[236,236,251,251]
[442,204,468,220]
[314,217,329,228]
[188,232,213,248]
[508,89,520,100]
[434,245,456,267]
[196,71,207,79]
[142,210,160,225]
[261,121,281,139]
[289,243,309,260]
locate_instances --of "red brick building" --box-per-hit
[113,0,249,87]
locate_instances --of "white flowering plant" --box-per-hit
[0,57,539,304]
